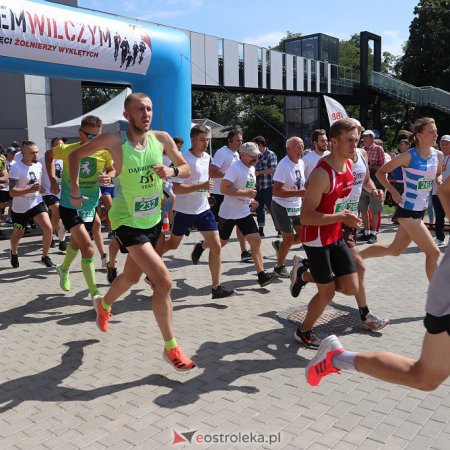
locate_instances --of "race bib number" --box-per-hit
[334,198,347,213]
[193,181,208,197]
[287,207,300,217]
[246,179,256,189]
[77,208,95,223]
[346,200,359,213]
[133,195,159,217]
[417,178,434,192]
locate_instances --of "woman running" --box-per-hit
[359,117,443,281]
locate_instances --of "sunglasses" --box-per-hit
[80,129,98,140]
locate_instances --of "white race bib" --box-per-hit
[287,207,300,217]
[133,195,159,217]
[77,208,95,223]
[346,200,359,213]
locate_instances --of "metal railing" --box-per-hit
[370,72,450,113]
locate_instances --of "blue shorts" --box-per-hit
[172,209,218,236]
[100,185,115,197]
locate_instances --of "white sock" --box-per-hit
[332,351,357,371]
[364,230,370,235]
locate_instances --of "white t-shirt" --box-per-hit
[272,155,305,210]
[9,160,43,213]
[172,150,211,215]
[433,153,450,195]
[302,150,330,181]
[219,160,256,220]
[211,146,240,195]
[39,156,63,198]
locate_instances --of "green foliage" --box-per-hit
[82,87,122,114]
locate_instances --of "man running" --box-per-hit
[291,126,389,331]
[218,142,277,287]
[41,137,66,251]
[9,141,54,268]
[162,125,235,299]
[270,137,305,278]
[46,115,115,299]
[293,119,361,349]
[68,92,196,371]
[210,129,252,262]
[305,175,450,390]
[302,129,330,182]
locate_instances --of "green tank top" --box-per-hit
[109,132,163,230]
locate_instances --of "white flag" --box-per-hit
[324,96,348,125]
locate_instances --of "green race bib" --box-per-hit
[417,178,434,192]
[346,200,359,213]
[77,208,95,223]
[133,195,159,218]
[287,207,300,217]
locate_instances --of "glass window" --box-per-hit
[301,36,318,60]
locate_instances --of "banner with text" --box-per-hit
[324,95,348,125]
[0,0,152,74]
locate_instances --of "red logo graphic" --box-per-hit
[173,430,197,445]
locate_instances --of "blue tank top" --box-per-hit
[402,148,439,211]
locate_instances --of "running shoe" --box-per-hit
[294,328,321,350]
[367,234,377,244]
[305,334,345,386]
[271,239,281,256]
[41,255,55,267]
[290,256,308,298]
[106,262,117,284]
[274,265,290,278]
[361,313,390,331]
[101,254,108,269]
[50,239,56,248]
[241,250,253,262]
[357,233,370,242]
[258,228,265,237]
[10,250,19,268]
[212,285,236,299]
[435,238,446,247]
[257,270,277,287]
[56,264,70,292]
[58,240,67,252]
[93,295,110,332]
[163,346,197,371]
[191,241,205,265]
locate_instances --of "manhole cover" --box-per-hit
[287,302,362,335]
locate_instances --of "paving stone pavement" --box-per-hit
[0,218,449,449]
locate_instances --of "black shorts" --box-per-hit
[303,238,357,284]
[114,222,162,254]
[424,313,450,336]
[12,202,48,230]
[0,190,11,203]
[210,194,224,222]
[43,194,60,207]
[219,214,258,241]
[59,205,98,232]
[395,206,425,220]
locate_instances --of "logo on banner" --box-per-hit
[0,0,152,75]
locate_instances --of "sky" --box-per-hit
[79,0,419,57]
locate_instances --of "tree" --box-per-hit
[82,87,122,114]
[401,0,450,90]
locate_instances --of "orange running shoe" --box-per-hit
[163,346,197,371]
[93,295,111,333]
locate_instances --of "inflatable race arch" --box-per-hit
[0,0,192,144]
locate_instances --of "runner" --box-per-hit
[293,118,360,349]
[40,137,66,251]
[270,137,306,278]
[302,129,330,182]
[68,92,196,371]
[210,129,252,262]
[162,125,235,299]
[0,147,16,225]
[291,133,389,331]
[46,115,115,299]
[359,117,442,281]
[305,175,450,389]
[8,141,54,268]
[218,142,277,287]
